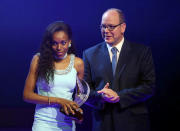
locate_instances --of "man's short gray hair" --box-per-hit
[104,8,125,23]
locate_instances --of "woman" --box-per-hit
[23,21,84,131]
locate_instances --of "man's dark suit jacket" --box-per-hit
[83,40,155,131]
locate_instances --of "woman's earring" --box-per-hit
[69,44,71,47]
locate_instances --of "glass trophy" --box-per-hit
[69,76,90,122]
[74,76,90,106]
[60,76,90,122]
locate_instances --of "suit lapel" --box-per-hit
[100,42,113,83]
[113,40,131,89]
[98,41,131,89]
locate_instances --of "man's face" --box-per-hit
[101,10,126,46]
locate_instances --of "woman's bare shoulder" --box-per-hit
[74,56,84,66]
[30,53,40,70]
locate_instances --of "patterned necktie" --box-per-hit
[111,47,118,76]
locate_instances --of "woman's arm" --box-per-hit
[23,54,79,115]
[23,54,52,104]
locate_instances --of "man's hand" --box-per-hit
[97,83,120,103]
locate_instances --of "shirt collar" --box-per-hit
[106,37,124,52]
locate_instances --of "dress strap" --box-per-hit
[36,52,40,56]
[70,54,75,67]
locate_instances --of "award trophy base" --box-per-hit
[60,108,83,123]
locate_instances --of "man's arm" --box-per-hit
[83,51,105,109]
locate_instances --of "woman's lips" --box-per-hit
[57,52,64,55]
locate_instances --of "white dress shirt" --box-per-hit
[106,37,124,62]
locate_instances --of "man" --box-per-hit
[83,8,155,131]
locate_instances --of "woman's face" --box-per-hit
[51,31,71,59]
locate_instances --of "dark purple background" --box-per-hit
[0,0,179,130]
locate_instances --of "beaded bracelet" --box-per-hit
[48,97,51,105]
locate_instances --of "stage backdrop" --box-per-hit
[0,0,179,130]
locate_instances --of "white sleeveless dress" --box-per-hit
[32,54,77,131]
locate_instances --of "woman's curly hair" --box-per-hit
[36,21,76,83]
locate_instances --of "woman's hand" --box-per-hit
[57,98,83,115]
